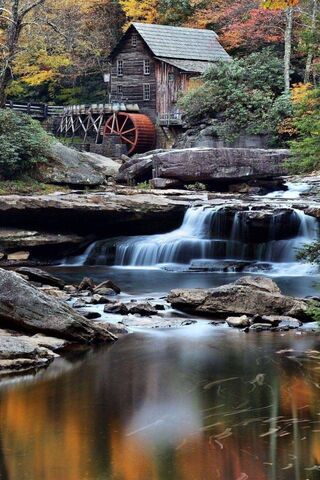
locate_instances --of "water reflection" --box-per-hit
[49,265,320,298]
[0,329,320,479]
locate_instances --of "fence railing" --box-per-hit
[5,101,64,118]
[157,112,183,126]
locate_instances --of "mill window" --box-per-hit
[117,60,123,77]
[144,59,151,75]
[117,85,123,97]
[143,83,151,101]
[132,34,138,47]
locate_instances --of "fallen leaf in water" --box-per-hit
[250,374,265,386]
[282,463,293,470]
[276,349,294,354]
[203,377,239,390]
[236,474,248,480]
[259,427,280,437]
[214,439,223,450]
[305,465,320,471]
[215,428,232,440]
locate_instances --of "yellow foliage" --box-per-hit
[119,0,159,25]
[13,48,71,86]
[261,0,300,9]
[291,82,313,104]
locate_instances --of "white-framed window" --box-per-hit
[132,33,138,47]
[144,59,151,75]
[117,85,123,96]
[143,83,151,101]
[117,60,123,77]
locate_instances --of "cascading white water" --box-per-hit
[265,182,310,199]
[66,205,319,275]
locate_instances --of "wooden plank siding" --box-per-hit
[110,27,204,124]
[110,30,157,121]
[155,61,190,119]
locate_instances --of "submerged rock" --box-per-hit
[0,269,116,343]
[168,276,309,320]
[226,315,251,328]
[127,302,158,317]
[104,302,129,315]
[94,280,121,295]
[78,277,96,292]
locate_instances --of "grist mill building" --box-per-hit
[57,23,230,156]
[109,23,231,125]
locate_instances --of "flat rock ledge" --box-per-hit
[0,268,117,375]
[168,276,311,322]
[0,330,67,376]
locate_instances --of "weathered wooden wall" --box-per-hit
[110,31,157,121]
[155,62,189,118]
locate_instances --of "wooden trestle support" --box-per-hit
[57,104,156,155]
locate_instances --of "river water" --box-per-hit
[1,199,320,480]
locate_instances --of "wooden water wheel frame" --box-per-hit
[103,112,156,155]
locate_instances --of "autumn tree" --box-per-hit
[0,0,47,106]
[185,1,285,53]
[119,0,159,25]
[262,0,301,92]
[5,0,125,104]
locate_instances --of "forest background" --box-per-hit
[0,0,319,169]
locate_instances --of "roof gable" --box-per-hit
[132,23,230,62]
[110,23,230,63]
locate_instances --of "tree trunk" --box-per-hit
[284,7,293,93]
[304,0,318,84]
[0,0,45,106]
[0,0,20,107]
[0,67,13,107]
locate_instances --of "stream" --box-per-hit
[1,185,320,479]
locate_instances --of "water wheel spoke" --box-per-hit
[115,115,121,133]
[121,128,136,135]
[122,137,135,146]
[104,124,112,133]
[120,116,129,133]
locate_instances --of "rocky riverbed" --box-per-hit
[1,262,319,378]
[0,175,319,264]
[0,168,319,376]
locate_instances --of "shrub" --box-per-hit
[288,85,320,173]
[305,301,320,323]
[179,49,292,144]
[297,241,320,265]
[0,109,53,179]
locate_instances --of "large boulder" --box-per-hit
[152,148,289,184]
[0,269,116,343]
[167,276,309,320]
[36,142,120,187]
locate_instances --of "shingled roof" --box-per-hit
[132,23,230,62]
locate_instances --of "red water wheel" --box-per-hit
[103,112,156,155]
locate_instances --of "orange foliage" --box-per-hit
[187,0,284,52]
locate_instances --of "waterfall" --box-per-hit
[66,206,319,274]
